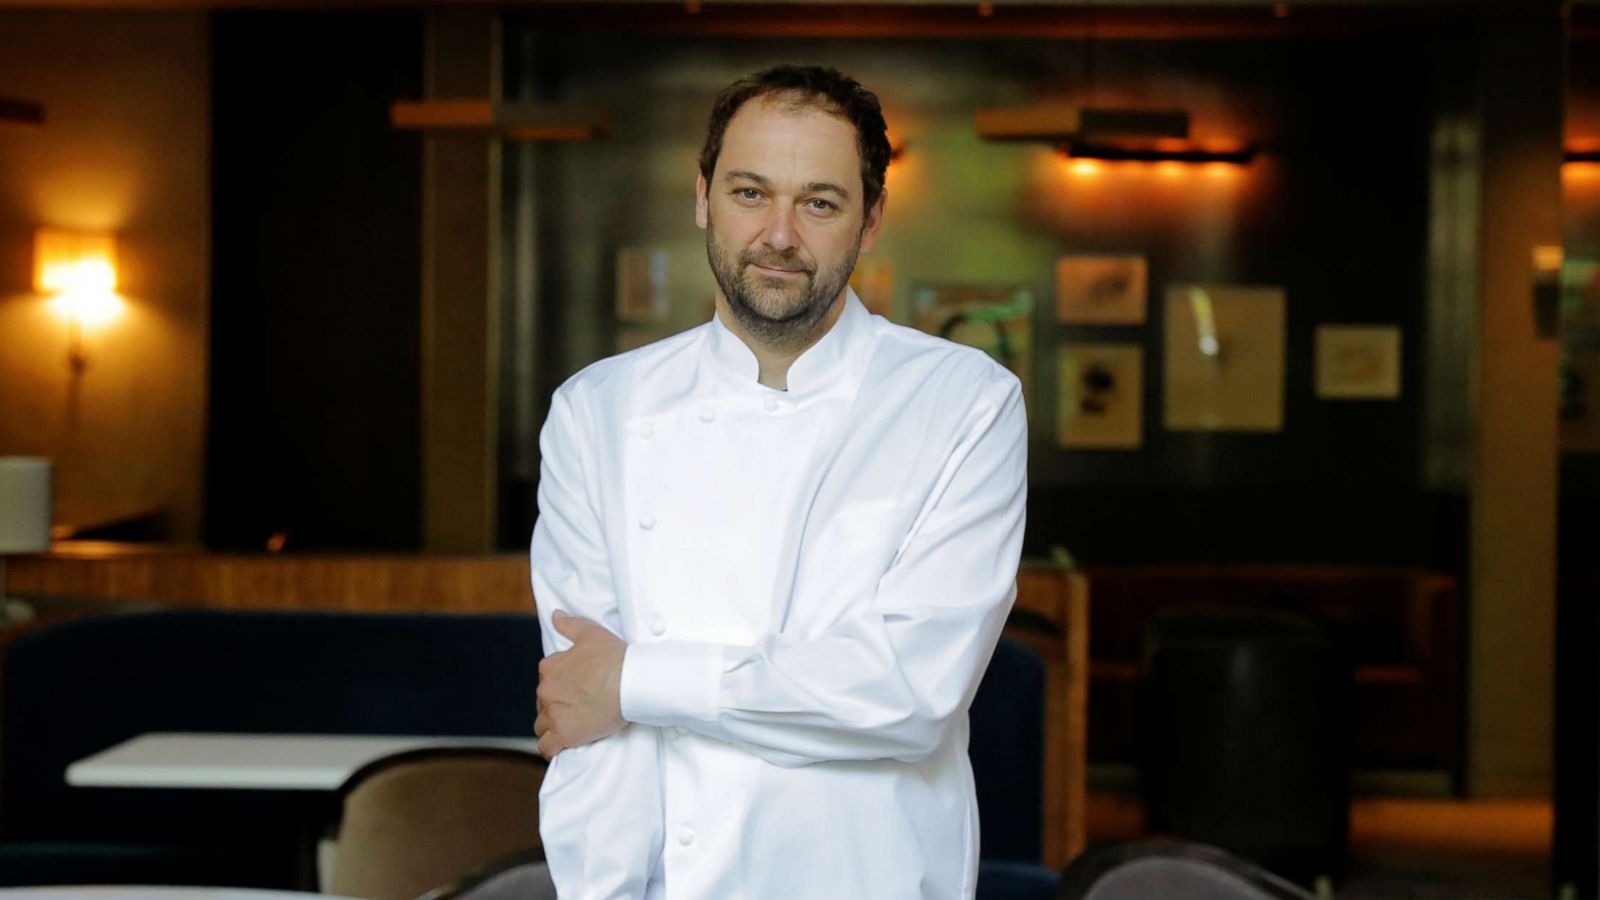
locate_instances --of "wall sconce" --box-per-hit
[976,105,1257,165]
[33,228,122,375]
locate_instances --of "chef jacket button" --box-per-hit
[639,422,655,439]
[650,618,667,637]
[699,408,716,423]
[638,514,656,530]
[763,397,780,413]
[677,826,695,846]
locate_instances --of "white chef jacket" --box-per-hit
[529,288,1028,900]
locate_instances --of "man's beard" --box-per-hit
[706,213,859,352]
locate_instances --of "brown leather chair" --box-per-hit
[326,747,546,900]
[1059,839,1315,900]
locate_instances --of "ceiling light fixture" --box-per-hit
[975,104,1256,164]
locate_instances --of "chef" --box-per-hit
[530,64,1027,900]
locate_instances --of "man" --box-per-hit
[530,65,1027,900]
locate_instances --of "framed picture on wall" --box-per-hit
[616,247,671,324]
[1564,257,1600,328]
[1057,343,1143,449]
[1055,255,1148,325]
[1315,324,1403,400]
[1164,284,1286,432]
[912,283,1034,401]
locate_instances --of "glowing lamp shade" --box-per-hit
[34,229,123,328]
[35,229,116,293]
[48,291,122,329]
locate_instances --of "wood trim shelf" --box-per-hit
[0,96,44,128]
[392,99,610,141]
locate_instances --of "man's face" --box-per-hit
[697,96,884,346]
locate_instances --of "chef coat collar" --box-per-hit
[705,287,870,395]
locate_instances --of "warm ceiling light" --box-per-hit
[1063,140,1256,164]
[978,105,1256,164]
[1563,161,1600,181]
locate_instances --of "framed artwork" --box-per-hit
[912,283,1034,400]
[1057,343,1143,449]
[850,257,896,319]
[1164,284,1286,432]
[1564,257,1600,328]
[1055,255,1148,325]
[616,247,670,324]
[1315,325,1403,400]
[1562,348,1600,454]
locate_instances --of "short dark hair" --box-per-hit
[699,65,891,214]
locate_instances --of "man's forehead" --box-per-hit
[718,98,861,183]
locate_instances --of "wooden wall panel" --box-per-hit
[7,545,533,613]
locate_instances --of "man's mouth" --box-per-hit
[747,260,809,278]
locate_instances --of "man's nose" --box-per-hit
[761,201,798,253]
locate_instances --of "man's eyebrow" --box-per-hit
[803,181,852,201]
[723,170,772,187]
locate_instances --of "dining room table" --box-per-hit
[67,732,542,791]
[65,732,543,890]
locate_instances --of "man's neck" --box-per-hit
[715,292,848,391]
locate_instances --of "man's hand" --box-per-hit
[535,610,628,759]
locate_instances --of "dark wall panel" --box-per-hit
[206,12,423,551]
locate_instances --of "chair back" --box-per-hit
[329,747,546,900]
[1059,839,1316,900]
[969,634,1047,861]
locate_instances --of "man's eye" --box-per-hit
[804,199,838,212]
[734,188,763,201]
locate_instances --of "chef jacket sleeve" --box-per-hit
[618,372,1027,766]
[531,385,664,897]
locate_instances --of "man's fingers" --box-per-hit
[534,712,549,737]
[537,732,562,760]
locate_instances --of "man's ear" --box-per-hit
[858,190,887,254]
[695,172,709,230]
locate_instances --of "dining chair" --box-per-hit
[1057,839,1317,900]
[326,747,546,900]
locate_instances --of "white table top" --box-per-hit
[66,732,542,791]
[0,883,356,890]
